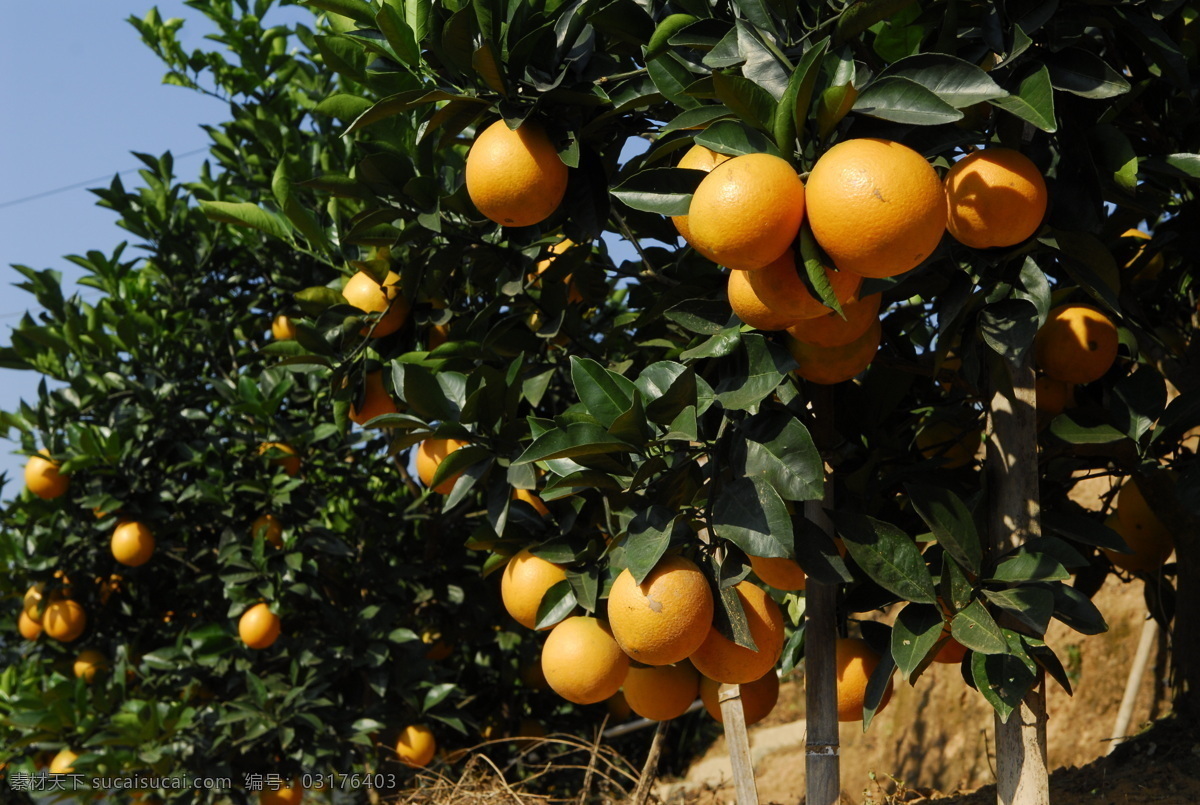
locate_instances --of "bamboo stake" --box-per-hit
[986,349,1049,805]
[1108,616,1158,753]
[717,683,759,805]
[805,385,841,805]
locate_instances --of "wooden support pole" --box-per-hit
[718,683,760,805]
[1109,616,1158,754]
[987,350,1049,805]
[805,384,840,805]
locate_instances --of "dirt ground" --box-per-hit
[661,571,1183,804]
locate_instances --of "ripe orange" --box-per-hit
[259,782,304,805]
[501,548,568,630]
[512,487,550,517]
[1107,478,1175,573]
[532,238,584,304]
[43,599,87,642]
[727,251,861,331]
[944,148,1048,249]
[342,270,409,338]
[239,603,281,649]
[395,724,437,767]
[18,610,42,640]
[787,318,882,385]
[687,153,806,271]
[415,438,469,495]
[806,138,946,278]
[916,420,981,469]
[786,293,882,348]
[835,637,893,722]
[24,582,48,622]
[258,442,301,477]
[621,662,700,721]
[933,634,969,664]
[349,371,398,426]
[673,144,732,245]
[1033,304,1119,384]
[606,690,633,721]
[541,616,630,704]
[251,514,283,548]
[607,554,714,666]
[1035,376,1074,417]
[699,669,780,726]
[74,649,108,683]
[466,119,568,227]
[689,581,784,684]
[25,450,69,500]
[111,520,155,567]
[49,748,78,774]
[748,555,806,591]
[270,315,297,340]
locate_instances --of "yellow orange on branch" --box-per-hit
[787,318,882,385]
[728,251,861,331]
[621,662,701,721]
[699,670,780,726]
[944,147,1048,249]
[239,602,281,649]
[1033,304,1119,384]
[415,437,469,495]
[501,548,568,630]
[466,120,568,227]
[607,554,714,666]
[541,616,630,704]
[673,144,732,245]
[25,450,69,500]
[342,270,408,338]
[688,581,784,684]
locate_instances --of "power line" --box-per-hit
[0,147,210,210]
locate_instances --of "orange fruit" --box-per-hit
[728,251,862,331]
[501,548,568,630]
[621,662,701,721]
[944,148,1048,249]
[25,450,69,500]
[607,554,714,666]
[748,555,806,591]
[541,616,630,704]
[932,634,968,664]
[395,724,437,767]
[271,315,297,340]
[74,649,108,683]
[251,514,283,548]
[1033,304,1119,384]
[532,238,584,304]
[688,581,784,684]
[342,270,409,338]
[512,488,550,517]
[606,690,633,721]
[1035,376,1074,417]
[18,609,42,640]
[24,582,47,622]
[673,144,733,245]
[806,138,946,278]
[786,293,882,348]
[111,520,155,567]
[260,782,304,805]
[916,420,981,469]
[787,318,882,385]
[49,748,78,774]
[687,153,806,271]
[835,637,894,722]
[258,442,301,477]
[699,669,781,726]
[239,602,281,649]
[415,438,469,495]
[349,371,398,426]
[1103,513,1172,575]
[466,119,568,227]
[43,599,87,642]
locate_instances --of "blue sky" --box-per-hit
[0,1,309,495]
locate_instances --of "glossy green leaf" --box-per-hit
[742,413,823,502]
[625,506,680,584]
[694,119,781,157]
[990,65,1057,133]
[878,53,1008,108]
[570,357,637,428]
[198,201,291,241]
[982,587,1054,636]
[714,334,795,411]
[514,424,636,464]
[610,168,706,215]
[852,76,963,125]
[906,484,983,577]
[987,551,1070,583]
[950,599,1007,655]
[534,579,578,629]
[833,511,937,604]
[712,477,793,558]
[892,603,944,682]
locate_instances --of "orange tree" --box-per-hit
[3,0,1200,801]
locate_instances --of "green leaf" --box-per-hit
[878,53,1008,108]
[713,72,778,134]
[345,90,479,135]
[625,507,679,584]
[906,484,983,577]
[990,65,1057,133]
[198,201,291,240]
[472,40,508,97]
[272,161,330,254]
[608,390,653,446]
[742,413,823,502]
[712,477,793,559]
[1090,125,1139,194]
[862,641,896,730]
[304,0,377,26]
[834,0,920,45]
[852,76,963,125]
[570,357,636,429]
[1110,366,1166,442]
[793,516,854,584]
[313,93,374,122]
[681,328,743,361]
[514,424,636,464]
[832,512,936,604]
[636,363,698,425]
[714,334,796,411]
[892,603,944,683]
[695,119,781,157]
[1045,47,1130,99]
[987,551,1070,583]
[816,83,858,141]
[1041,510,1129,553]
[646,12,698,59]
[648,52,702,110]
[773,37,829,153]
[979,299,1039,364]
[376,4,419,66]
[1048,582,1107,635]
[799,226,843,315]
[950,599,1007,655]
[534,579,578,630]
[1041,230,1120,314]
[971,647,1036,722]
[611,168,705,215]
[664,300,736,335]
[662,106,735,135]
[1048,416,1126,445]
[982,587,1054,636]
